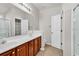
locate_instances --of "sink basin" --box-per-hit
[0,41,18,50]
[0,40,7,45]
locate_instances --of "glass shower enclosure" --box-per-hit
[73,4,79,56]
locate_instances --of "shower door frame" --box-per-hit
[71,4,79,56]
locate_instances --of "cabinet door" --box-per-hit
[0,50,12,56]
[0,49,16,56]
[33,38,38,55]
[39,37,41,48]
[16,44,26,56]
[38,36,41,51]
[11,49,16,56]
[28,40,34,56]
[25,42,29,56]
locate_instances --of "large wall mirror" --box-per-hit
[0,18,28,39]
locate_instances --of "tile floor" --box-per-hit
[36,44,63,56]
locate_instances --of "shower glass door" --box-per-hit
[73,6,79,56]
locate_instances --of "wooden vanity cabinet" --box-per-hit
[0,36,41,56]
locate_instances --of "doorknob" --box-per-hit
[77,44,79,46]
[18,49,20,51]
[51,32,53,33]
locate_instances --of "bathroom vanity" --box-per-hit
[0,32,43,56]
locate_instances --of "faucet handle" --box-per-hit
[1,40,6,44]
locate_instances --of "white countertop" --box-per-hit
[0,31,42,54]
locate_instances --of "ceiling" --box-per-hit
[32,3,62,10]
[0,3,62,15]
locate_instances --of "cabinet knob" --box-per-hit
[12,52,15,54]
[18,49,20,51]
[32,47,33,50]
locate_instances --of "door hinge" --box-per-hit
[61,17,63,19]
[61,42,63,45]
[61,30,63,32]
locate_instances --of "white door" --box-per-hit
[51,14,61,49]
[21,20,28,35]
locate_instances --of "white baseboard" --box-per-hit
[51,44,62,50]
[40,47,45,51]
[46,42,51,46]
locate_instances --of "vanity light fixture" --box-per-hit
[11,3,32,14]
